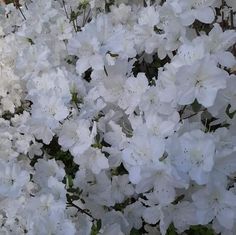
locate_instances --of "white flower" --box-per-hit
[102,223,124,235]
[50,17,73,41]
[68,32,104,75]
[122,129,165,167]
[173,40,207,67]
[27,68,71,102]
[111,174,134,203]
[143,206,161,225]
[124,201,144,230]
[47,176,67,201]
[0,0,236,233]
[0,131,18,161]
[94,62,127,104]
[122,128,165,184]
[176,58,228,107]
[58,119,96,157]
[145,111,180,138]
[15,44,50,76]
[75,148,109,174]
[138,6,160,27]
[192,184,236,230]
[27,117,55,144]
[118,73,149,114]
[207,23,236,53]
[177,0,216,25]
[31,95,69,125]
[0,65,23,114]
[0,161,29,198]
[102,211,130,234]
[169,129,215,184]
[172,202,198,233]
[110,4,132,24]
[106,26,136,59]
[34,158,65,188]
[139,84,176,115]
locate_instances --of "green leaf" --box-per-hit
[130,228,141,235]
[191,99,202,112]
[66,175,73,188]
[90,224,98,235]
[90,220,101,235]
[166,224,177,235]
[226,104,236,119]
[185,225,215,235]
[172,194,185,205]
[97,220,102,231]
[71,91,79,104]
[27,38,35,45]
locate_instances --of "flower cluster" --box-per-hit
[0,0,235,234]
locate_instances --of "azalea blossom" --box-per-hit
[176,58,228,107]
[0,0,235,234]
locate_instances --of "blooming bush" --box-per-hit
[0,0,235,234]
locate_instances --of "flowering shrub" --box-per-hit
[0,0,235,234]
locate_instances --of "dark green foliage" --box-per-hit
[185,225,215,235]
[132,53,171,83]
[226,104,236,119]
[167,224,178,235]
[43,137,79,178]
[27,38,34,45]
[166,224,215,235]
[90,220,102,235]
[130,228,142,235]
[111,163,128,176]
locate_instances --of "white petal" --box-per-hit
[90,54,104,71]
[216,51,236,68]
[217,207,235,230]
[195,7,215,24]
[76,58,90,75]
[129,166,141,184]
[197,87,218,107]
[143,206,160,224]
[178,87,196,105]
[180,11,195,26]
